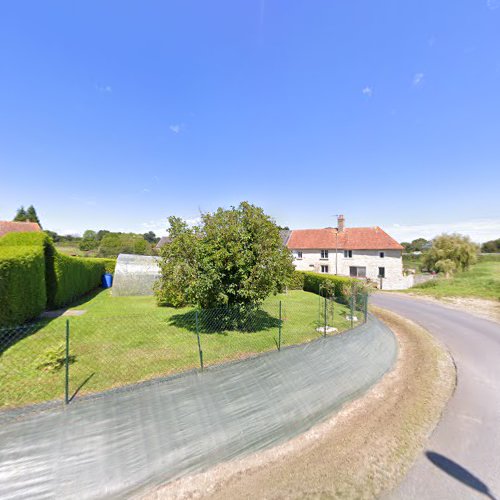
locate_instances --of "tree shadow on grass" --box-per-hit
[169,308,281,334]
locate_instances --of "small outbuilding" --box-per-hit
[112,253,161,296]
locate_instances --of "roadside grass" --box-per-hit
[408,260,500,301]
[54,242,98,257]
[0,290,355,409]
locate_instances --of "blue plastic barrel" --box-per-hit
[102,273,113,288]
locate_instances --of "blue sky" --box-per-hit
[1,1,499,242]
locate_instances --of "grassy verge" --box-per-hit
[0,290,356,409]
[408,259,500,301]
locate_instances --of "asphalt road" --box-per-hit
[371,293,500,500]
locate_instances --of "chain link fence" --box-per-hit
[0,290,368,418]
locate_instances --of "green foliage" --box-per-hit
[50,253,105,308]
[92,258,116,274]
[98,233,153,257]
[13,205,41,227]
[0,231,110,322]
[0,245,47,327]
[156,202,295,309]
[434,258,457,277]
[423,233,478,275]
[79,230,99,251]
[401,238,429,253]
[13,206,27,221]
[143,231,160,244]
[481,238,500,253]
[287,270,305,290]
[301,272,361,303]
[35,343,75,372]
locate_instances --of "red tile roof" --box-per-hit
[287,227,403,250]
[0,221,42,238]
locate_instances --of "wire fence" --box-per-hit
[0,291,368,418]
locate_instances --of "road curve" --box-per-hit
[371,293,500,500]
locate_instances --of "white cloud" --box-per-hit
[362,86,373,97]
[387,218,500,244]
[95,84,112,93]
[169,124,182,134]
[413,73,424,87]
[487,0,500,10]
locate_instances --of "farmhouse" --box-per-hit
[286,215,412,290]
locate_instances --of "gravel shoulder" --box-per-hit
[141,309,456,500]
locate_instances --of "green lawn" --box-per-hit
[0,290,359,409]
[408,259,500,301]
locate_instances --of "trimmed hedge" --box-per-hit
[301,271,360,303]
[50,253,105,308]
[92,258,116,274]
[0,232,114,322]
[287,270,305,290]
[0,246,47,327]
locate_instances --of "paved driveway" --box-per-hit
[371,293,500,500]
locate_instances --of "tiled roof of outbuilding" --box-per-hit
[0,221,42,238]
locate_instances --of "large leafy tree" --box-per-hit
[79,230,99,251]
[155,202,294,309]
[423,234,478,274]
[97,233,153,257]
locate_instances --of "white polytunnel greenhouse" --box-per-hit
[112,253,161,296]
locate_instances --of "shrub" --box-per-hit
[0,245,47,327]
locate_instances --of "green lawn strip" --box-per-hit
[407,260,500,301]
[1,290,356,409]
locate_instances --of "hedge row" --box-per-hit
[0,246,47,327]
[287,270,364,303]
[0,233,116,325]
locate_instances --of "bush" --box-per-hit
[0,246,47,327]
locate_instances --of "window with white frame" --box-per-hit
[379,251,385,258]
[321,265,329,273]
[344,250,352,258]
[320,249,329,259]
[296,251,303,259]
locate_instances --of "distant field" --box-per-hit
[54,242,98,257]
[409,259,500,301]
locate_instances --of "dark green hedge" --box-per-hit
[287,270,305,290]
[0,232,112,320]
[50,254,105,308]
[301,272,358,302]
[91,258,116,274]
[0,246,47,327]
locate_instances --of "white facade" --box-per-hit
[291,248,413,290]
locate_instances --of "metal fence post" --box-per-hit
[324,296,327,337]
[350,285,355,329]
[65,319,70,405]
[364,292,368,323]
[278,300,282,351]
[196,311,203,371]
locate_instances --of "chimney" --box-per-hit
[337,214,345,233]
